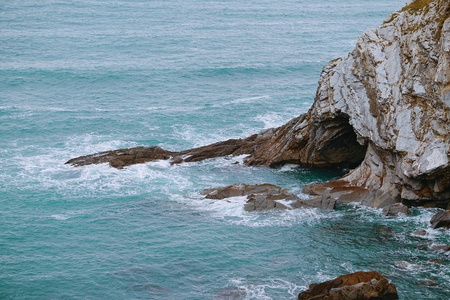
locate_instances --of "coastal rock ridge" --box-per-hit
[66,0,450,209]
[297,271,398,300]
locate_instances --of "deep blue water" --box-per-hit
[1,0,449,299]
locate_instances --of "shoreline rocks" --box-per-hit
[298,271,398,300]
[382,203,411,216]
[201,183,335,212]
[430,209,450,229]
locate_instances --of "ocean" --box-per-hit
[1,0,449,299]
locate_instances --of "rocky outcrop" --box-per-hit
[66,133,272,169]
[430,209,450,228]
[246,0,450,208]
[201,184,335,212]
[66,146,176,169]
[297,271,398,300]
[382,203,411,216]
[67,0,449,209]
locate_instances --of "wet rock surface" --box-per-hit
[213,287,246,300]
[418,278,438,287]
[297,271,398,300]
[411,229,427,236]
[382,203,411,216]
[66,134,270,169]
[201,184,335,212]
[67,0,450,209]
[65,146,176,169]
[394,261,415,270]
[430,209,450,229]
[431,244,450,252]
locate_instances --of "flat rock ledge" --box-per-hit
[298,271,398,300]
[201,184,335,212]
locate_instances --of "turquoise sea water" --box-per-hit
[1,0,449,299]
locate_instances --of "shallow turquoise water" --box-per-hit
[1,0,449,299]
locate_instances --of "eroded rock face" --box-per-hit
[298,271,398,300]
[201,184,335,212]
[67,0,449,209]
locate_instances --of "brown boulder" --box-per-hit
[382,203,411,216]
[298,271,398,300]
[430,210,450,229]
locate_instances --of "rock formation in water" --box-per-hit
[382,203,411,216]
[65,133,271,169]
[297,271,398,300]
[67,0,450,209]
[201,183,335,211]
[430,209,450,228]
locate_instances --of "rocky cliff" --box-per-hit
[247,0,450,208]
[67,0,450,208]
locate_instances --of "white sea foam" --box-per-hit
[210,95,271,108]
[0,105,76,112]
[230,95,271,105]
[253,113,287,129]
[51,214,69,220]
[276,164,299,172]
[184,193,341,228]
[228,277,303,300]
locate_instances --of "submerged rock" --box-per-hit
[411,229,427,236]
[375,225,395,238]
[394,260,415,270]
[430,209,450,229]
[298,271,398,300]
[66,0,450,209]
[415,244,429,250]
[431,244,450,252]
[213,287,246,300]
[418,278,438,287]
[201,183,335,212]
[382,203,411,216]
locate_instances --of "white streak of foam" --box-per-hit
[230,95,271,105]
[277,164,299,172]
[51,214,69,220]
[228,277,303,300]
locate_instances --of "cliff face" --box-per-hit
[67,0,450,208]
[245,0,450,208]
